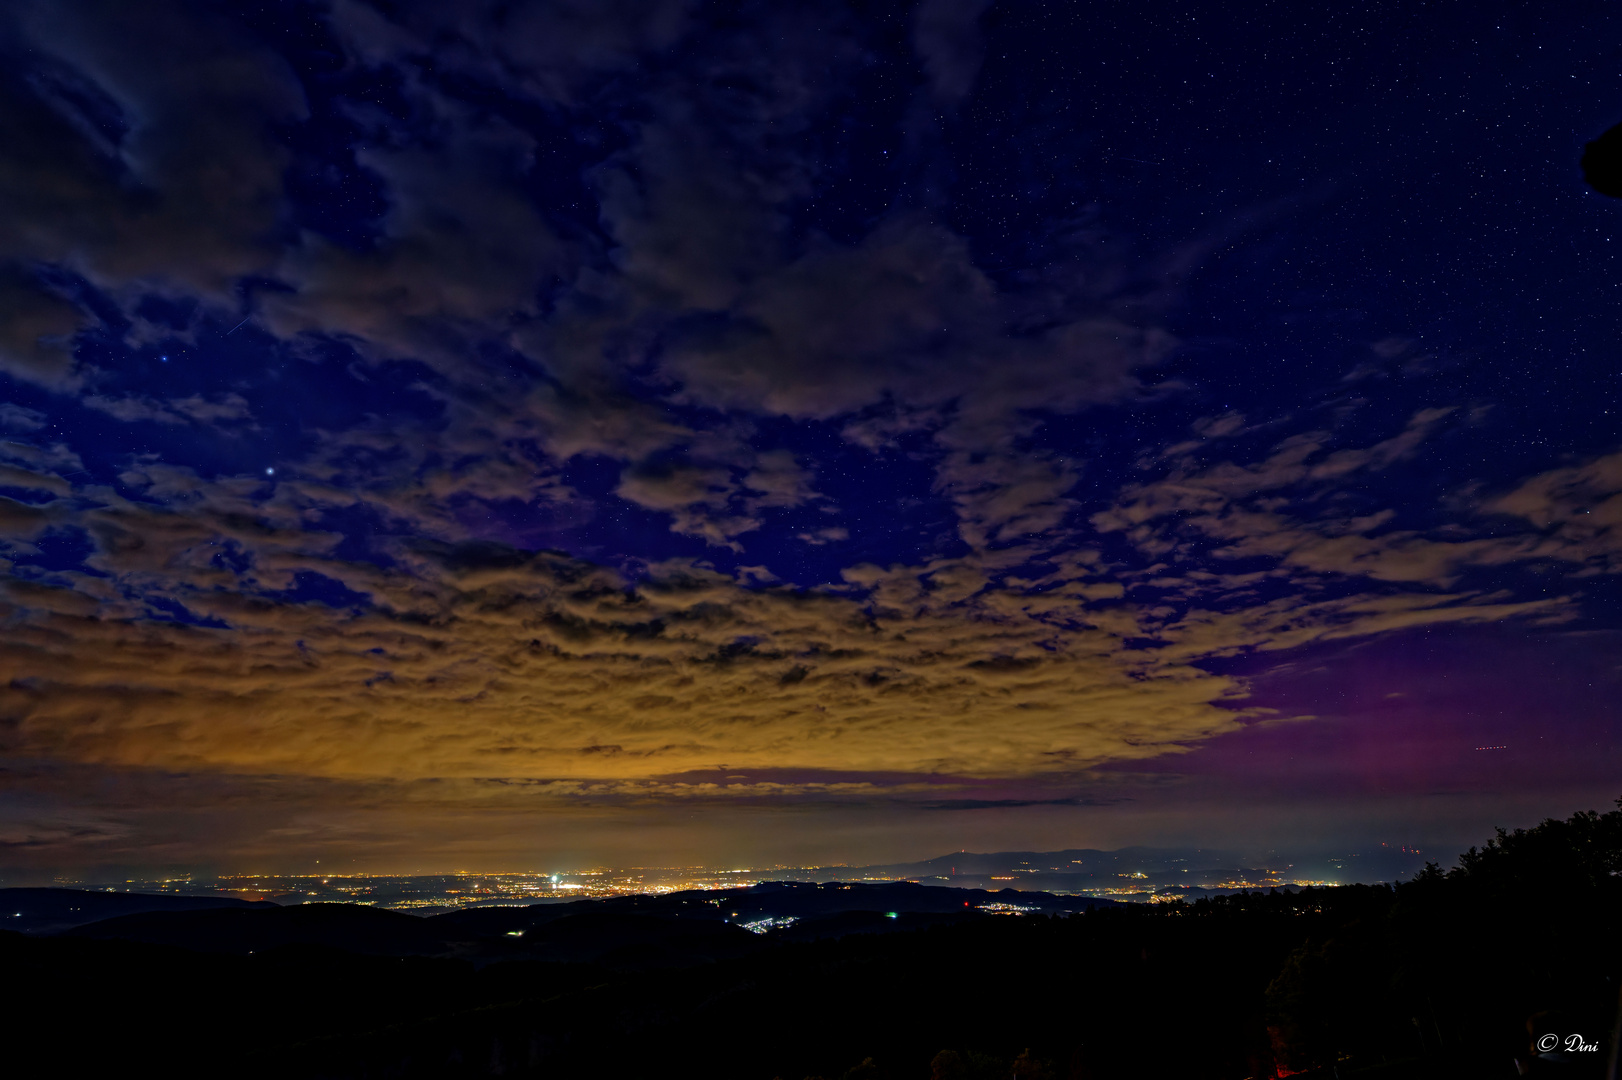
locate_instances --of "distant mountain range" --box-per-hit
[768,843,1430,898]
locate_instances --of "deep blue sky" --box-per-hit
[0,0,1618,875]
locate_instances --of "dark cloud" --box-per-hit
[0,272,86,390]
[0,0,303,293]
[0,403,48,432]
[330,0,698,104]
[83,392,254,427]
[921,796,1111,811]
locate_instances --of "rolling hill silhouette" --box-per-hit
[0,887,276,934]
[65,901,465,957]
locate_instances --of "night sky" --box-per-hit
[1,0,1619,877]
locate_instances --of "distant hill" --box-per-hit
[0,887,277,934]
[876,845,1241,876]
[768,843,1431,897]
[64,901,464,957]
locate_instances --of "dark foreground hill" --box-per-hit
[65,900,466,957]
[1,801,1618,1080]
[0,886,277,934]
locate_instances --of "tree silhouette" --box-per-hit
[1011,1048,1053,1080]
[842,1057,885,1080]
[930,1050,966,1080]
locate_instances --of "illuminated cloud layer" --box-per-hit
[0,0,1617,869]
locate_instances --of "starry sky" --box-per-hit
[1,0,1619,878]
